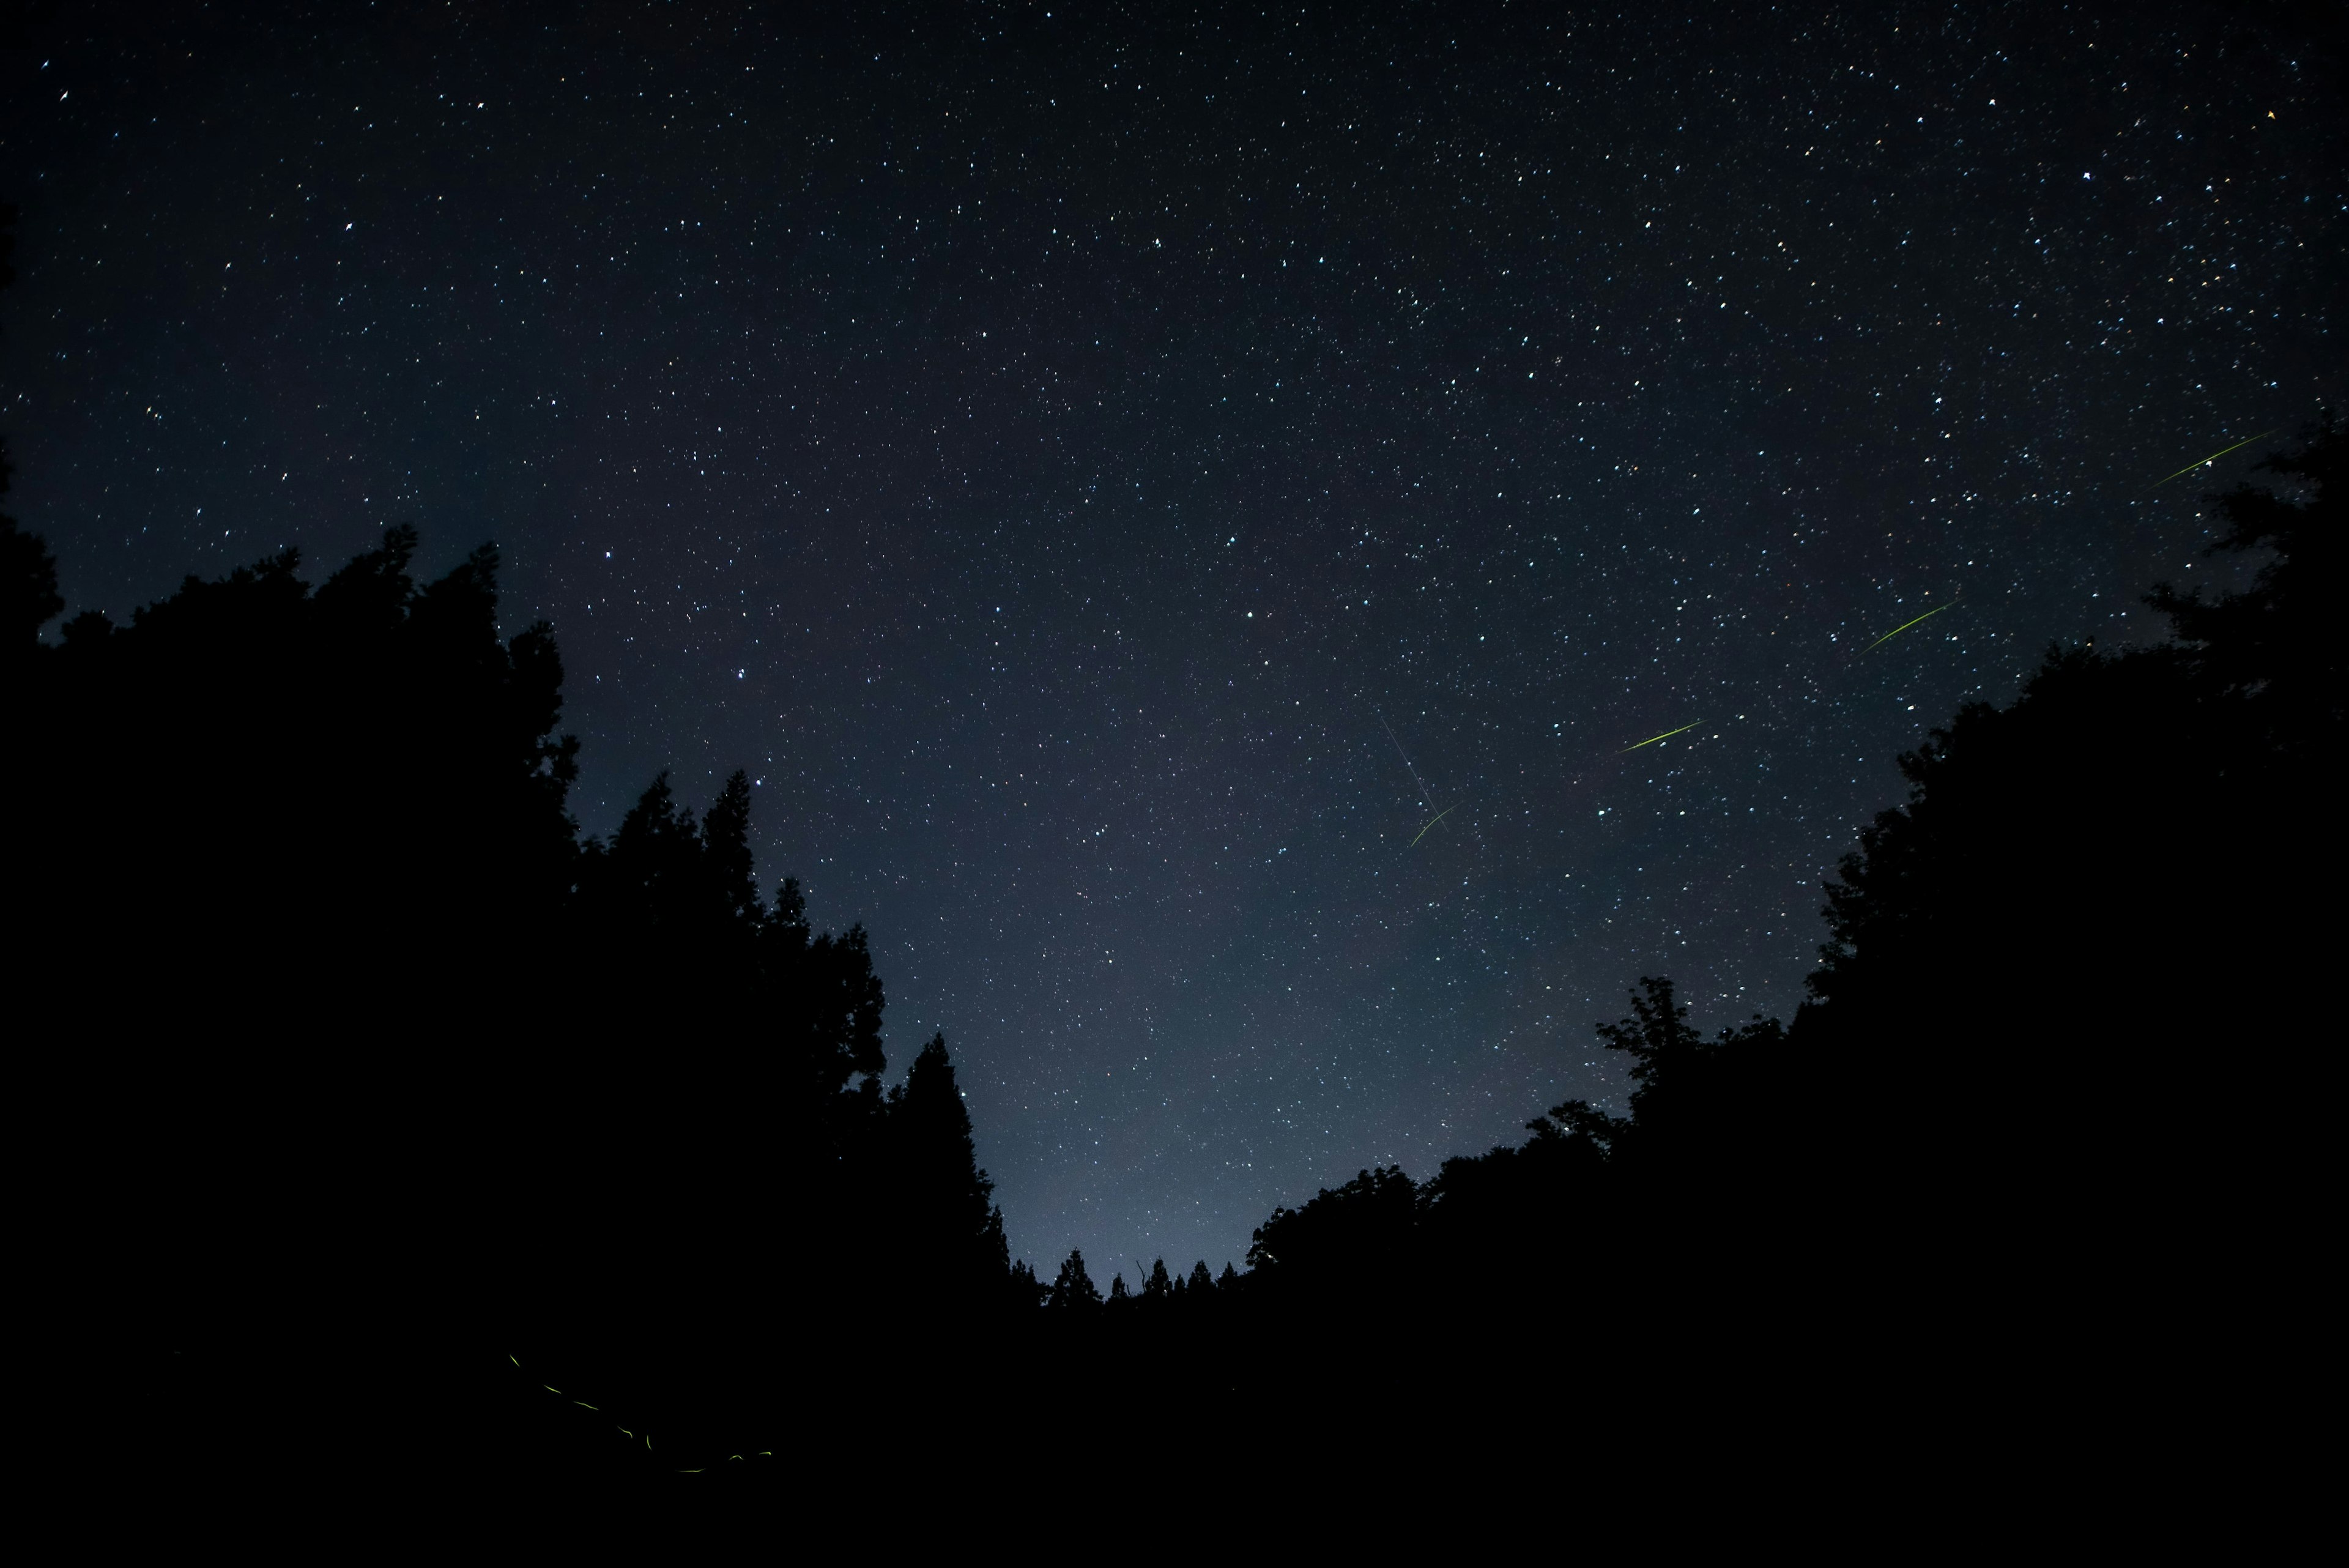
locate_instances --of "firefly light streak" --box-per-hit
[508,1353,775,1473]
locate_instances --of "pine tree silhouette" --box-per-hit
[1047,1250,1102,1311]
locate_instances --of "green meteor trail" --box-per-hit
[2148,429,2276,489]
[1620,721,1702,752]
[1863,602,1953,652]
[1409,805,1456,847]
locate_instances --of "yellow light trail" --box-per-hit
[515,1334,800,1474]
[1619,721,1702,753]
[1409,805,1457,847]
[2149,429,2276,489]
[1862,602,1954,653]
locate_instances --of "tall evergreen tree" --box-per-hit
[1047,1250,1102,1311]
[701,770,765,927]
[883,1034,1006,1303]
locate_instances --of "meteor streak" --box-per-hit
[1409,805,1457,847]
[1620,721,1702,752]
[1863,602,1953,652]
[1375,708,1434,809]
[2148,429,2276,489]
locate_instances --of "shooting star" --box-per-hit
[1863,602,1954,653]
[2148,429,2276,490]
[1619,721,1702,753]
[1409,805,1457,847]
[1375,708,1435,809]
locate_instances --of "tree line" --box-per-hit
[6,196,2331,1482]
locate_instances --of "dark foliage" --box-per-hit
[1160,417,2340,1437]
[1047,1248,1102,1311]
[7,526,1009,1486]
[2148,417,2342,749]
[1795,422,2340,1284]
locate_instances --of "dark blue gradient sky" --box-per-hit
[5,1,2340,1282]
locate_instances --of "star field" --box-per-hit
[4,2,2341,1279]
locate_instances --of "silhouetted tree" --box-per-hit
[2150,417,2342,751]
[1245,1165,1419,1297]
[2,199,1099,1486]
[1047,1250,1102,1311]
[1774,418,2342,1365]
[1010,1258,1047,1309]
[882,1033,1009,1304]
[0,500,59,671]
[993,429,2337,1454]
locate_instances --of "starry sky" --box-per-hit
[5,2,2341,1282]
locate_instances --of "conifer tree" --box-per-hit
[885,1034,1004,1302]
[1048,1250,1102,1310]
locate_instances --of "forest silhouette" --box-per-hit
[5,199,2334,1492]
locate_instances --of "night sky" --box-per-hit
[6,2,2341,1282]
